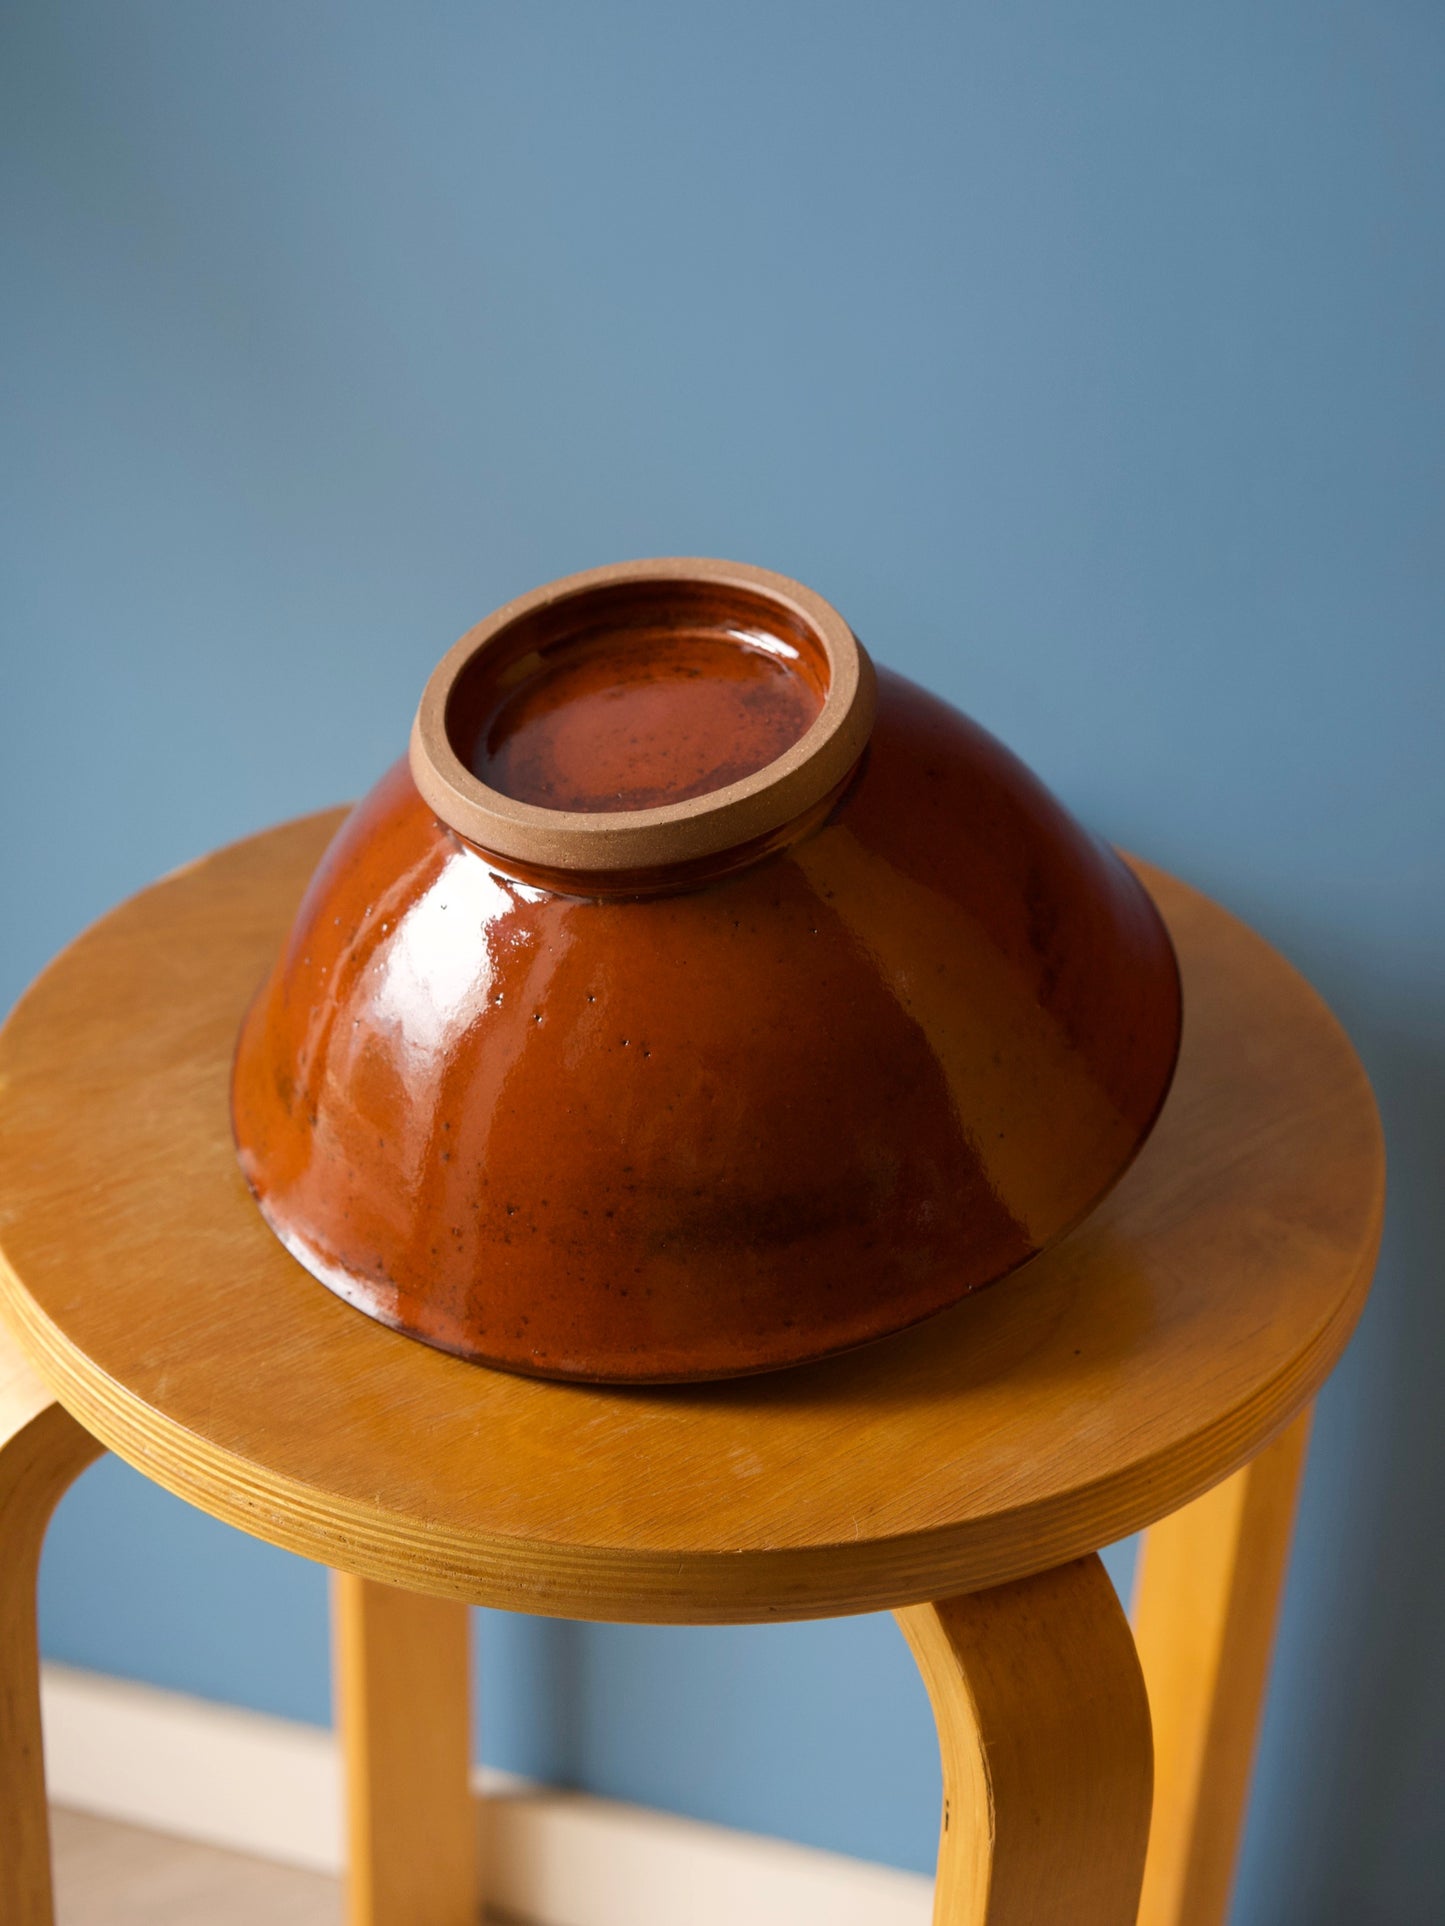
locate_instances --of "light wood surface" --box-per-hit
[332,1574,479,1926]
[50,1806,340,1926]
[1,1328,103,1924]
[897,1556,1153,1924]
[0,810,1383,1622]
[1133,1407,1313,1926]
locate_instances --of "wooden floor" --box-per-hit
[51,1808,342,1926]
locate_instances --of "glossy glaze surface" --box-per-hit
[471,626,824,812]
[413,561,874,874]
[232,666,1182,1381]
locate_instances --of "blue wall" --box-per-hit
[4,4,1442,1918]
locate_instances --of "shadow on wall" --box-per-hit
[1235,973,1445,1926]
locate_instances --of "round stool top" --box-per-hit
[0,813,1383,1623]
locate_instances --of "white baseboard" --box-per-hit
[41,1663,347,1873]
[41,1663,933,1925]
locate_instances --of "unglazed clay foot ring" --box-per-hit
[408,556,876,874]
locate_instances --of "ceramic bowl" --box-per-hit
[232,558,1181,1382]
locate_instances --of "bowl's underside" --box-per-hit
[232,664,1181,1382]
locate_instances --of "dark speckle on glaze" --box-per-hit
[471,626,823,812]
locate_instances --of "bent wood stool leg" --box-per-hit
[896,1554,1153,1926]
[1132,1407,1312,1926]
[332,1572,479,1926]
[0,1330,103,1926]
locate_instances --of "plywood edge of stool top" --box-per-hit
[0,809,1385,1623]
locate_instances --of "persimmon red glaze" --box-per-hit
[232,567,1182,1383]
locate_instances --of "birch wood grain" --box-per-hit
[0,811,1383,1622]
[0,1324,102,1924]
[897,1556,1153,1924]
[1133,1407,1313,1926]
[332,1574,478,1926]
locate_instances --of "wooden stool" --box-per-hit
[0,813,1384,1926]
